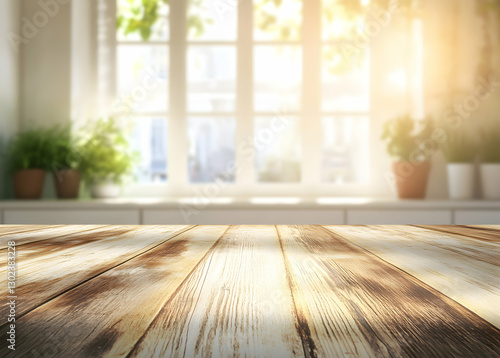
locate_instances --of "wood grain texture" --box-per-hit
[129,225,304,358]
[0,225,46,236]
[418,225,500,244]
[0,225,192,323]
[279,225,500,357]
[0,225,105,249]
[1,225,228,358]
[410,226,500,266]
[2,225,500,357]
[467,225,500,230]
[325,225,500,330]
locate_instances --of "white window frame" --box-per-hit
[104,0,378,199]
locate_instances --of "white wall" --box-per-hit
[3,0,498,201]
[19,0,72,129]
[0,0,21,198]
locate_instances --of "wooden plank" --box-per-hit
[418,225,500,244]
[0,225,47,236]
[0,225,105,249]
[324,225,500,330]
[1,225,228,358]
[0,225,192,323]
[128,225,303,358]
[279,225,500,357]
[468,225,500,230]
[409,226,500,266]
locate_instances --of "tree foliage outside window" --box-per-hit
[117,0,170,41]
[116,0,418,74]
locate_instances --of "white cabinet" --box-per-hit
[1,201,500,225]
[454,210,500,225]
[3,210,141,225]
[143,209,345,225]
[347,210,453,225]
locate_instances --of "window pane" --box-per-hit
[129,117,168,183]
[322,116,369,183]
[117,45,169,114]
[322,0,364,42]
[254,0,302,41]
[117,0,169,42]
[187,0,237,41]
[187,46,236,113]
[254,46,302,112]
[322,46,369,112]
[255,116,301,183]
[188,117,236,183]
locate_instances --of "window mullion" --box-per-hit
[301,0,322,189]
[236,0,254,187]
[169,0,188,190]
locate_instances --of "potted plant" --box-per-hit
[7,128,53,199]
[479,121,500,199]
[441,128,477,199]
[78,118,138,199]
[50,125,83,199]
[381,114,435,199]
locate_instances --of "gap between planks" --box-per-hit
[294,225,500,357]
[1,225,228,358]
[0,225,196,328]
[323,225,500,330]
[415,225,500,245]
[0,225,48,236]
[0,225,110,250]
[127,225,304,358]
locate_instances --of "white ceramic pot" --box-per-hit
[480,163,500,200]
[447,163,475,199]
[90,182,121,199]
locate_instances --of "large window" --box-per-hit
[114,0,373,195]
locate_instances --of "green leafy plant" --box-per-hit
[480,121,500,163]
[117,0,213,41]
[78,118,139,184]
[381,114,435,162]
[49,125,82,172]
[441,128,477,163]
[117,0,419,75]
[7,128,54,172]
[117,0,169,41]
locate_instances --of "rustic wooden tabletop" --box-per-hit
[1,225,499,357]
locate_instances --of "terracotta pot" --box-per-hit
[392,161,431,199]
[12,169,46,199]
[53,170,82,199]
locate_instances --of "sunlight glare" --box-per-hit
[388,68,407,90]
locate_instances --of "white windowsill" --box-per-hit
[1,198,500,210]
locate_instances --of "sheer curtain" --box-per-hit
[71,0,116,126]
[422,0,500,117]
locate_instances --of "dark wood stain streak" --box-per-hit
[281,225,500,357]
[13,227,136,261]
[325,225,500,332]
[0,225,48,237]
[277,225,318,358]
[83,328,121,357]
[389,225,500,267]
[128,225,303,358]
[465,225,500,233]
[417,225,500,244]
[0,225,224,358]
[2,225,500,357]
[0,226,194,326]
[0,225,109,250]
